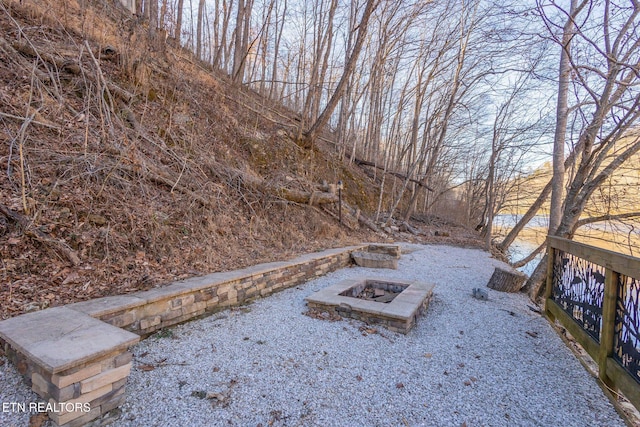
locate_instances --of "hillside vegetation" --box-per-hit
[0,0,480,319]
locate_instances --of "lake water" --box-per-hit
[493,214,640,276]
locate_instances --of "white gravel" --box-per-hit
[0,244,627,426]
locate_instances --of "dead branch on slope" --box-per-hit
[0,204,81,266]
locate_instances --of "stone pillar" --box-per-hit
[0,307,139,427]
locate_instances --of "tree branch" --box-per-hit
[511,242,546,269]
[575,212,640,228]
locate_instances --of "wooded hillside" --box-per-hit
[2,0,639,313]
[0,0,482,319]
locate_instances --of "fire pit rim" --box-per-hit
[305,277,433,321]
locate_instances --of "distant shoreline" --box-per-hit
[494,223,639,258]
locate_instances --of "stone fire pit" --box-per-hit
[305,277,434,334]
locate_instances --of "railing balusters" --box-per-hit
[544,235,640,411]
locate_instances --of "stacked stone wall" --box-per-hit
[0,246,362,426]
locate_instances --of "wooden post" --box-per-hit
[599,268,619,391]
[337,180,343,225]
[544,240,556,322]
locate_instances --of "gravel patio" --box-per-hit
[0,243,627,426]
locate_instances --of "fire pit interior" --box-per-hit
[305,277,434,334]
[339,280,408,303]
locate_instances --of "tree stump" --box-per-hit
[487,267,528,293]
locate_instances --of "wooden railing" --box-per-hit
[545,236,640,410]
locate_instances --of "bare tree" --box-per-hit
[196,0,205,59]
[148,0,158,40]
[299,0,338,133]
[399,0,482,223]
[268,0,287,99]
[175,0,184,42]
[523,0,640,298]
[482,73,548,249]
[548,0,588,235]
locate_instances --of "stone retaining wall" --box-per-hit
[68,246,361,335]
[0,245,366,426]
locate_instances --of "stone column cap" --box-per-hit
[0,307,140,374]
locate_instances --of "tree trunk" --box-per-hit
[269,0,286,99]
[160,0,168,31]
[314,0,338,121]
[175,0,184,42]
[148,0,158,40]
[522,254,548,299]
[232,0,246,81]
[549,0,577,235]
[484,149,496,250]
[300,0,332,134]
[196,0,205,59]
[238,0,254,81]
[497,180,551,252]
[303,0,379,144]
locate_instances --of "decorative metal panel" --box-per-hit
[551,249,605,342]
[614,275,640,383]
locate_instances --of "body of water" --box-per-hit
[493,214,640,277]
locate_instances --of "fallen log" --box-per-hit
[319,206,357,230]
[400,221,420,235]
[0,36,50,82]
[278,188,338,205]
[352,157,433,191]
[12,40,134,103]
[344,204,382,233]
[215,166,338,206]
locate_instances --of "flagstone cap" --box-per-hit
[0,307,140,374]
